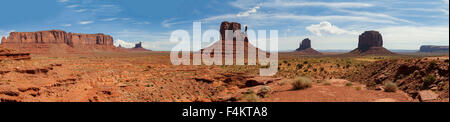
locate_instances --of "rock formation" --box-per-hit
[118,41,152,52]
[201,21,263,63]
[295,38,321,55]
[220,21,242,40]
[348,31,394,55]
[0,47,31,61]
[0,30,115,53]
[420,45,449,53]
[297,38,311,51]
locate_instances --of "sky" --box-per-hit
[0,0,449,51]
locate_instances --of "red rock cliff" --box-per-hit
[1,30,114,48]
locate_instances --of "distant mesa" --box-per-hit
[347,31,394,55]
[419,45,449,53]
[0,30,116,53]
[131,42,152,51]
[294,38,322,55]
[118,41,152,52]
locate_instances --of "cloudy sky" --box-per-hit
[0,0,448,51]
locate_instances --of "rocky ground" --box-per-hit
[0,51,448,102]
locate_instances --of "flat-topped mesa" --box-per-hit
[420,45,449,53]
[296,38,312,51]
[1,30,114,49]
[348,30,394,55]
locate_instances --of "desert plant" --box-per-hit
[244,90,259,102]
[384,82,398,92]
[292,76,313,90]
[422,74,436,89]
[346,82,353,87]
[297,64,304,70]
[258,86,272,98]
[355,86,361,91]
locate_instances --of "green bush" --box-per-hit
[292,76,313,90]
[384,82,398,92]
[244,90,259,102]
[346,82,353,87]
[422,74,436,89]
[258,86,272,98]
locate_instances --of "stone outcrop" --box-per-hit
[0,48,31,61]
[348,31,394,55]
[295,38,321,55]
[118,41,151,52]
[420,45,449,53]
[0,30,115,53]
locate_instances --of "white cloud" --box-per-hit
[74,9,88,13]
[112,29,178,51]
[134,21,151,25]
[263,1,373,8]
[66,5,79,8]
[378,26,449,49]
[237,4,261,17]
[58,0,69,3]
[201,13,396,24]
[306,21,357,36]
[337,9,415,24]
[161,18,188,28]
[61,24,72,27]
[114,39,135,48]
[101,18,118,21]
[79,21,94,25]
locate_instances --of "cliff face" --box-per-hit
[1,30,114,48]
[420,45,449,53]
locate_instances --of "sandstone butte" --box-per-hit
[348,30,394,55]
[201,21,264,60]
[295,38,322,55]
[0,30,116,53]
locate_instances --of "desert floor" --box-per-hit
[1,51,448,102]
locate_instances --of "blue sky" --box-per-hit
[1,0,448,51]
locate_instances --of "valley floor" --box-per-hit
[0,52,448,102]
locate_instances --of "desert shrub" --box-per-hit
[384,82,398,92]
[345,82,353,87]
[297,64,304,70]
[355,86,361,91]
[258,86,272,98]
[303,61,308,64]
[422,74,436,89]
[292,76,312,90]
[429,61,437,69]
[283,60,288,64]
[244,90,259,102]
